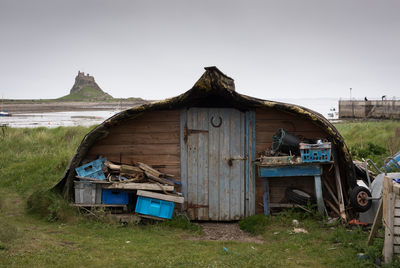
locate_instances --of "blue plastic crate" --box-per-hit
[300,142,331,163]
[135,196,174,219]
[75,158,107,180]
[102,189,129,205]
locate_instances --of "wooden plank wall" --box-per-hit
[86,110,181,179]
[255,108,329,213]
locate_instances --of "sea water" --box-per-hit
[0,98,339,128]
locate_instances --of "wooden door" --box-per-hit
[180,108,248,220]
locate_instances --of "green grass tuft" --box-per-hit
[0,218,18,250]
[239,214,271,235]
[335,120,400,166]
[0,126,90,196]
[160,214,201,233]
[26,190,79,222]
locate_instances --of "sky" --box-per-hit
[1,0,399,101]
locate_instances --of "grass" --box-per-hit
[334,120,400,167]
[58,86,113,101]
[1,123,400,266]
[0,126,91,196]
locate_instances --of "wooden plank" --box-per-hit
[96,132,180,146]
[229,109,244,220]
[112,121,180,134]
[89,144,180,156]
[248,110,256,216]
[145,172,175,186]
[180,109,188,216]
[332,149,346,221]
[384,191,395,263]
[102,183,174,191]
[259,165,321,177]
[368,199,383,245]
[255,121,321,133]
[197,108,209,220]
[323,177,340,207]
[208,108,220,220]
[219,108,231,220]
[394,246,400,254]
[86,154,180,164]
[262,179,270,215]
[393,184,400,195]
[324,198,341,216]
[314,175,325,214]
[395,226,400,235]
[137,190,184,204]
[187,108,199,219]
[130,110,180,122]
[395,199,400,208]
[394,217,400,226]
[395,209,400,217]
[256,109,299,120]
[137,162,162,177]
[393,236,400,245]
[383,176,392,225]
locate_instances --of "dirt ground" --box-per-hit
[193,222,264,244]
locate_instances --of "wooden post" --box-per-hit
[384,176,395,263]
[367,199,383,246]
[314,175,325,214]
[322,177,340,207]
[262,180,270,215]
[332,149,347,221]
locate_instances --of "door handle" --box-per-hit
[227,156,247,166]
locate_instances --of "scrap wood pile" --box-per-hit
[74,159,184,220]
[103,161,176,188]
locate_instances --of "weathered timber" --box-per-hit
[145,172,174,186]
[323,177,340,207]
[368,199,383,246]
[120,164,142,174]
[137,162,162,177]
[137,190,184,204]
[332,149,347,221]
[104,161,121,170]
[324,198,340,217]
[102,182,173,191]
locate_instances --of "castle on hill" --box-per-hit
[70,71,112,99]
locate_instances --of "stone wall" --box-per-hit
[339,100,400,119]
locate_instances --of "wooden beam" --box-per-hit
[383,175,395,264]
[137,162,162,177]
[324,198,341,217]
[368,199,383,246]
[103,182,173,191]
[322,177,340,207]
[384,192,395,263]
[137,190,184,204]
[332,149,347,221]
[145,172,175,186]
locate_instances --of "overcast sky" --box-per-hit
[1,0,399,100]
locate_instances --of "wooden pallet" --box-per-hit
[383,176,400,263]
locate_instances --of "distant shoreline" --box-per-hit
[1,100,149,114]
